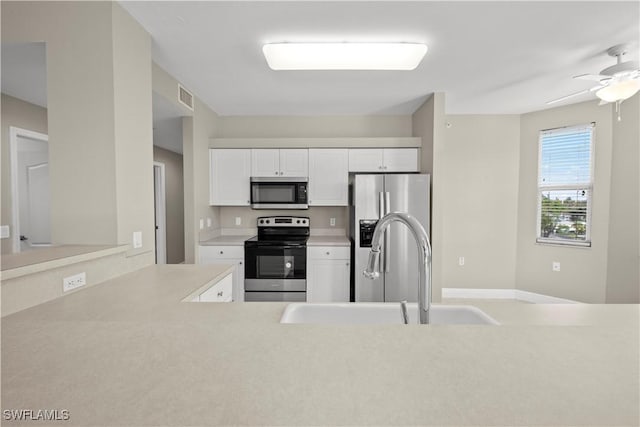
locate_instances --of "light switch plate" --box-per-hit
[199,219,204,230]
[0,225,9,239]
[133,231,143,249]
[207,218,212,228]
[330,218,336,227]
[235,217,242,226]
[552,261,561,272]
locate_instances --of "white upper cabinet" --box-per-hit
[209,149,251,205]
[308,149,348,206]
[348,149,384,172]
[348,148,418,172]
[252,149,308,177]
[382,148,419,172]
[251,149,280,177]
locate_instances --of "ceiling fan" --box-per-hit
[547,44,640,115]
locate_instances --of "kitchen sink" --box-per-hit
[280,303,500,325]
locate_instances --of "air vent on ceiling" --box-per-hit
[178,84,194,111]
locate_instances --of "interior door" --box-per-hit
[384,174,430,302]
[26,162,51,245]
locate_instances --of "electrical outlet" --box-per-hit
[458,256,465,266]
[207,217,212,228]
[552,261,561,272]
[63,272,86,292]
[235,217,241,226]
[133,231,142,249]
[0,225,9,239]
[330,218,336,227]
[199,219,204,230]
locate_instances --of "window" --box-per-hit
[537,123,594,246]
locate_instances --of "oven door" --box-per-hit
[245,244,306,291]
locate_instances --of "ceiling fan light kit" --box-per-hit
[262,42,428,70]
[595,79,640,103]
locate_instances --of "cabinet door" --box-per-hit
[383,148,419,172]
[348,149,384,172]
[279,149,308,177]
[307,259,350,303]
[251,149,280,177]
[210,149,251,205]
[308,149,348,206]
[199,273,233,302]
[233,260,245,302]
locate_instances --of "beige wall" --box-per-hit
[153,146,185,264]
[184,98,222,263]
[605,94,639,303]
[112,2,154,257]
[219,115,412,138]
[1,2,155,262]
[218,206,347,232]
[412,93,446,301]
[440,115,521,291]
[515,100,614,303]
[0,94,48,254]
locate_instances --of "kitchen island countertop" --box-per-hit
[1,264,638,426]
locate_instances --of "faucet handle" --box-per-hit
[400,300,409,324]
[362,270,379,279]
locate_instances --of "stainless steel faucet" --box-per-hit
[363,212,432,324]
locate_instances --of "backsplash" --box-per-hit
[219,206,348,231]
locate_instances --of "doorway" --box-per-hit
[9,126,50,253]
[153,161,167,264]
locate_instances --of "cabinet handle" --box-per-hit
[346,262,349,266]
[326,251,330,255]
[275,171,279,175]
[239,261,243,265]
[384,166,388,170]
[217,291,224,297]
[219,251,224,254]
[378,166,383,170]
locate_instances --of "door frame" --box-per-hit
[9,126,49,253]
[153,161,167,264]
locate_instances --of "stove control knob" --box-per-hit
[285,262,292,268]
[296,220,300,224]
[265,219,270,224]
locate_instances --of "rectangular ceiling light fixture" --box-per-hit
[263,42,428,71]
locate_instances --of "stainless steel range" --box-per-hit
[244,216,309,302]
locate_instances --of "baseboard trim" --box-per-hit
[442,288,580,304]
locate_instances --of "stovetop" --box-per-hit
[245,216,310,246]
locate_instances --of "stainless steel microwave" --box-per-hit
[250,177,309,209]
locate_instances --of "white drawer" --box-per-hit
[199,245,244,262]
[308,246,350,260]
[198,274,233,302]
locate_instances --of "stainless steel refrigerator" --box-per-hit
[350,174,430,302]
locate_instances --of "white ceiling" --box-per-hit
[121,1,639,116]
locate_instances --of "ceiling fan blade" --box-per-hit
[546,89,592,105]
[573,73,612,82]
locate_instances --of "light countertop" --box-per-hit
[1,264,638,426]
[0,245,128,279]
[307,235,350,246]
[199,235,254,246]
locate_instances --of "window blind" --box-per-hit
[537,124,594,246]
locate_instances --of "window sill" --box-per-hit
[536,238,591,248]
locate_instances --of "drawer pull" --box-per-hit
[326,251,330,255]
[219,251,224,254]
[217,291,224,297]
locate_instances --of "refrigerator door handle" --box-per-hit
[378,191,385,273]
[378,192,384,219]
[385,191,391,272]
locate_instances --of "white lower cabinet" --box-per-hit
[199,245,245,302]
[307,246,350,303]
[197,274,233,302]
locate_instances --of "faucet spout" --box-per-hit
[362,212,432,324]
